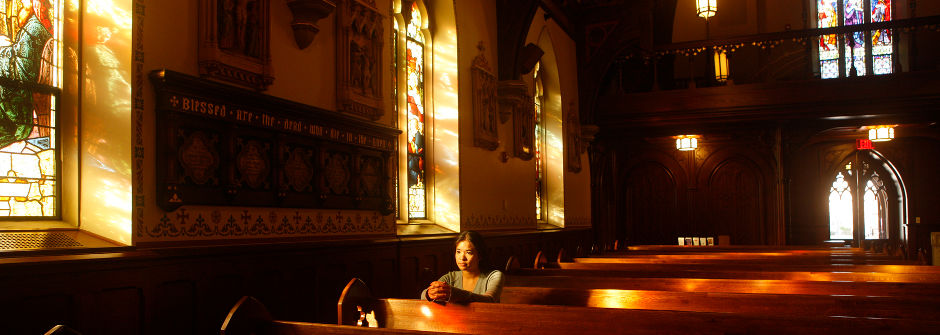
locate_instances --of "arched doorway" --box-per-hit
[827,149,907,249]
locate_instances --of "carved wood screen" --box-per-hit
[471,45,498,150]
[198,0,273,90]
[151,70,398,214]
[336,0,385,120]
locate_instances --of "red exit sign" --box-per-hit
[856,139,874,150]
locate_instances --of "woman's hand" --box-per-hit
[426,281,451,301]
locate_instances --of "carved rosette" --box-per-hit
[199,0,274,90]
[178,131,220,185]
[358,155,382,197]
[472,43,499,150]
[281,146,314,192]
[336,0,385,120]
[323,151,351,195]
[235,139,270,189]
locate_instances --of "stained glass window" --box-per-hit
[392,19,399,219]
[817,0,840,79]
[863,173,887,239]
[817,0,893,79]
[870,0,892,75]
[405,2,426,219]
[828,172,853,239]
[534,62,545,221]
[0,0,62,218]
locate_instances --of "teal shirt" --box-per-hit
[421,269,503,303]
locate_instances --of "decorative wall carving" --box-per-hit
[462,214,533,231]
[471,42,499,150]
[566,105,582,172]
[497,80,525,124]
[513,94,536,160]
[151,70,398,214]
[286,0,336,49]
[199,0,273,90]
[497,79,534,159]
[336,0,385,120]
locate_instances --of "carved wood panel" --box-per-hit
[472,43,499,150]
[198,0,273,90]
[152,70,398,214]
[623,161,680,245]
[706,158,764,245]
[336,0,385,120]
[567,108,582,172]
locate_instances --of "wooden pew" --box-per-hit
[499,286,940,320]
[548,262,940,282]
[337,278,940,335]
[576,254,915,265]
[220,296,459,335]
[504,274,940,297]
[625,245,863,252]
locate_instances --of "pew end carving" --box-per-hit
[221,296,274,335]
[339,278,379,327]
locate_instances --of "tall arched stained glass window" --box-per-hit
[534,62,545,221]
[816,0,893,79]
[405,1,427,219]
[0,0,62,218]
[829,172,853,239]
[863,172,887,239]
[392,18,399,219]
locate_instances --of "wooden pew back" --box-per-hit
[221,296,457,335]
[500,286,940,320]
[338,278,940,335]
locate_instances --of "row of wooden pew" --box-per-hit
[221,244,940,334]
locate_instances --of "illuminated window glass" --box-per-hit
[863,173,887,239]
[870,0,892,75]
[0,0,62,218]
[828,172,853,239]
[843,0,866,76]
[405,2,426,219]
[534,62,545,221]
[392,19,399,219]
[817,0,839,79]
[816,0,893,79]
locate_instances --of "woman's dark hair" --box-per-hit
[455,230,493,272]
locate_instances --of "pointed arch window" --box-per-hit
[0,0,63,218]
[534,62,546,221]
[828,172,853,239]
[816,0,894,79]
[863,172,887,239]
[396,1,429,220]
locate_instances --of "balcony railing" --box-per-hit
[611,15,940,93]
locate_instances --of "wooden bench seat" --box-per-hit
[337,279,940,335]
[500,286,940,320]
[516,266,940,282]
[504,274,940,297]
[221,296,462,335]
[625,245,863,252]
[576,253,914,265]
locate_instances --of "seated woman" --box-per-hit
[421,230,503,303]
